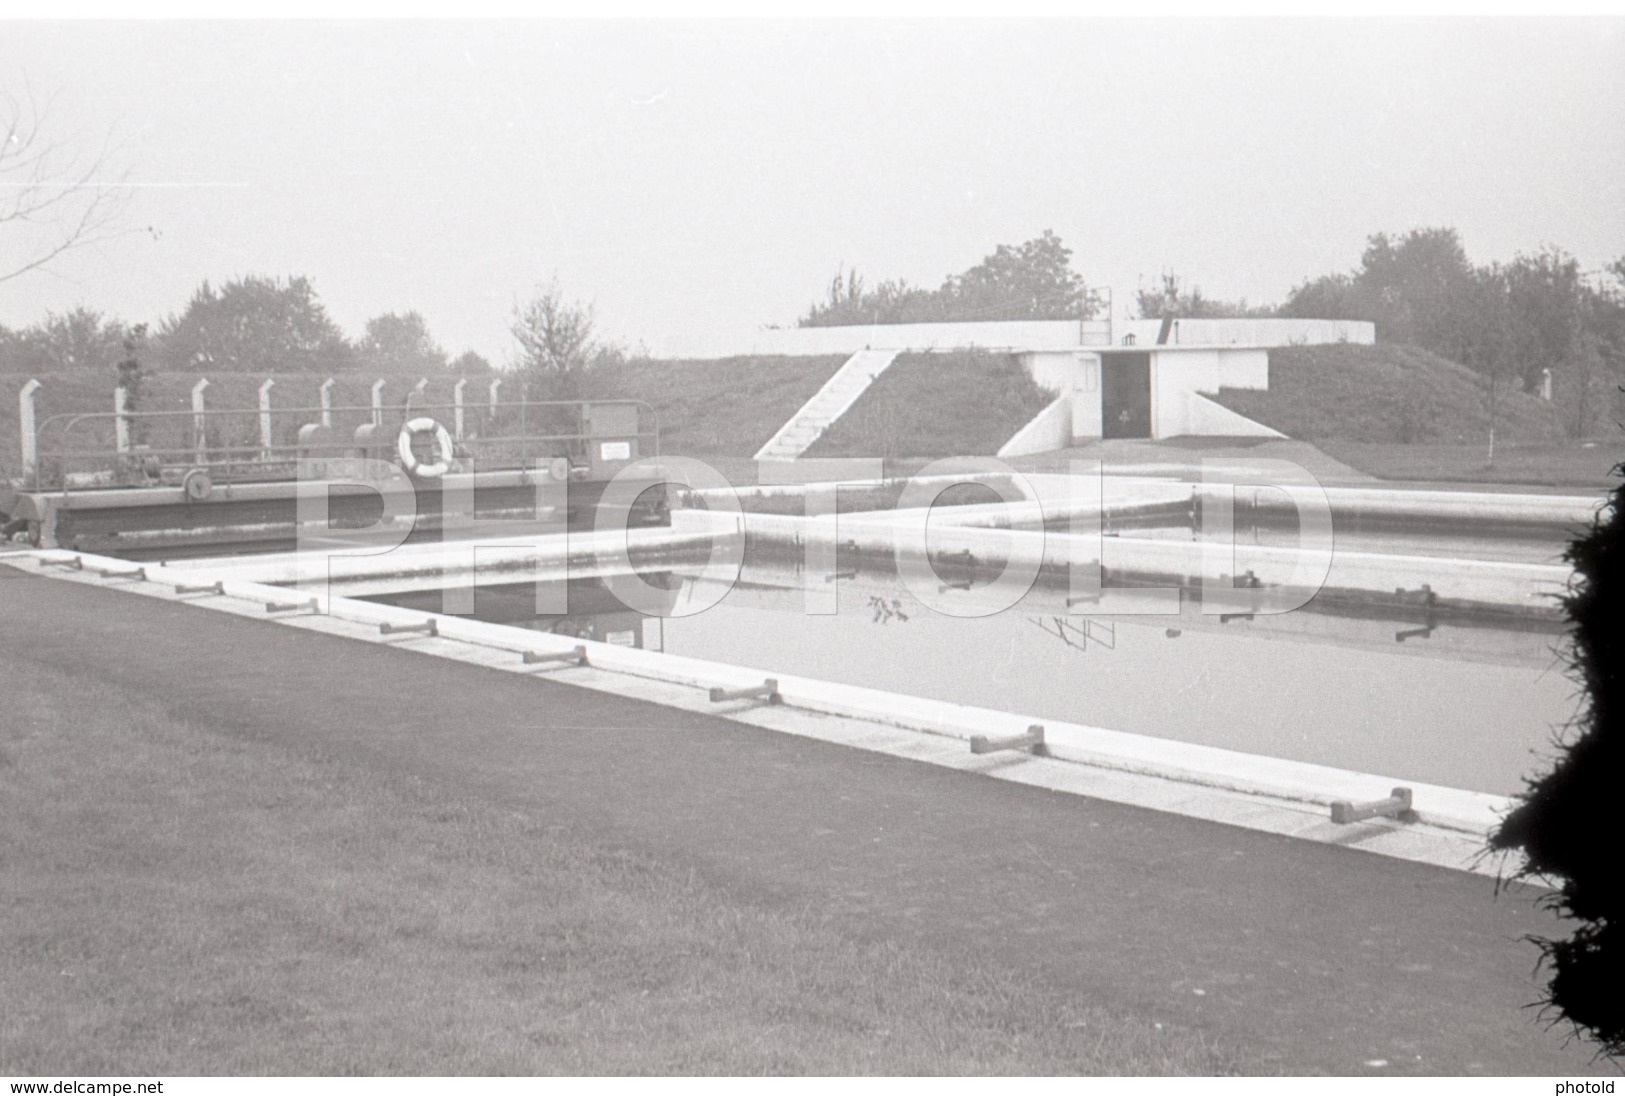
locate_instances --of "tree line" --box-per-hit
[0,274,492,379]
[1280,228,1625,438]
[799,230,1103,326]
[0,272,631,389]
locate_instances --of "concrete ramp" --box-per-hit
[754,349,898,461]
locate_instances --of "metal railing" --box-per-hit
[26,398,659,493]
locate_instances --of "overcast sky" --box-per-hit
[3,18,1622,362]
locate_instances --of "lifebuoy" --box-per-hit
[183,468,213,501]
[397,417,456,478]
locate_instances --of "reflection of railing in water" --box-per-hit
[867,595,909,624]
[27,398,658,493]
[1028,615,1115,652]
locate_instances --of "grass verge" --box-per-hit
[1317,440,1623,490]
[0,659,1236,1075]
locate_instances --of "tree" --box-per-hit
[1136,271,1277,319]
[356,311,448,374]
[1356,228,1477,353]
[449,350,493,375]
[800,268,942,327]
[1455,265,1516,466]
[1503,247,1586,394]
[115,323,149,444]
[511,281,598,388]
[152,275,355,374]
[798,231,1100,327]
[1491,469,1625,1059]
[1280,227,1478,356]
[3,305,130,373]
[942,230,1096,321]
[1,88,133,285]
[1279,272,1361,323]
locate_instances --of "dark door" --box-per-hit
[1101,352,1152,438]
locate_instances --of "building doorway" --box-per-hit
[1101,351,1152,438]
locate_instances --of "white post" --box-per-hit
[258,378,275,460]
[19,379,41,480]
[453,378,467,440]
[320,378,335,427]
[1540,368,1553,401]
[191,378,210,466]
[371,379,385,427]
[114,386,132,453]
[488,377,502,418]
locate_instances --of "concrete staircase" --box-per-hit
[753,349,899,461]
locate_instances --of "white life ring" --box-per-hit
[397,417,456,478]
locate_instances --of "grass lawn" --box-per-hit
[1319,440,1624,491]
[0,660,1235,1076]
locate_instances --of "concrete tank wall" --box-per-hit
[748,320,1114,356]
[1115,318,1375,348]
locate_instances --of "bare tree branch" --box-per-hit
[0,86,135,285]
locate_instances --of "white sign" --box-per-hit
[599,441,632,461]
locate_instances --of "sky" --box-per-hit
[2,18,1623,363]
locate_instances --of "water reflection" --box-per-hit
[360,559,1572,797]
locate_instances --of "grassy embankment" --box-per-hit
[0,655,1233,1075]
[1211,344,1621,488]
[805,351,1054,462]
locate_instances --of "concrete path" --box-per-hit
[0,570,1605,1076]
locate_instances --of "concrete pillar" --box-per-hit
[371,379,385,427]
[191,378,210,466]
[319,378,335,427]
[488,377,502,418]
[453,378,467,440]
[258,378,276,460]
[114,386,131,453]
[405,377,429,417]
[19,379,41,481]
